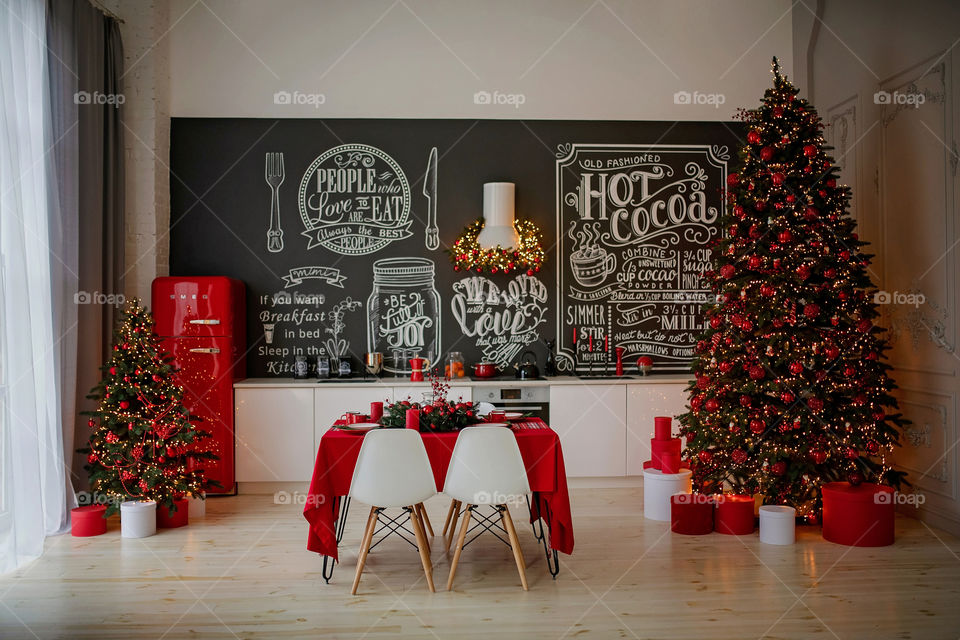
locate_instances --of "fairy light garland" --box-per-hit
[449,217,546,275]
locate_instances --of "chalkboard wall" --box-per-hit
[169,119,743,377]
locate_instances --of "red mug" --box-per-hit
[340,411,364,424]
[487,410,506,423]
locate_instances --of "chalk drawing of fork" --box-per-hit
[265,152,285,253]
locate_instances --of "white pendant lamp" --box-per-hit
[477,182,521,249]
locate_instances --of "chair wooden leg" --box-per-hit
[413,506,430,554]
[446,505,472,591]
[351,507,379,595]
[441,499,456,536]
[445,500,462,551]
[416,502,435,536]
[409,505,436,592]
[502,506,529,591]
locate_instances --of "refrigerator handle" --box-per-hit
[189,347,222,354]
[189,319,221,325]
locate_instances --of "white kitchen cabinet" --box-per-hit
[314,386,394,446]
[549,384,627,477]
[625,383,691,475]
[235,388,315,482]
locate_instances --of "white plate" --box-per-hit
[336,422,379,432]
[504,412,524,420]
[477,422,510,428]
[475,402,496,416]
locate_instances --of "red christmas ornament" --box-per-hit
[704,398,719,412]
[772,106,784,118]
[778,230,792,243]
[119,400,130,410]
[803,303,820,319]
[810,450,827,464]
[720,264,736,279]
[803,144,817,157]
[866,441,880,454]
[807,397,824,412]
[166,446,176,458]
[749,419,765,434]
[759,146,774,161]
[109,366,117,375]
[804,206,819,220]
[731,449,748,464]
[749,365,765,380]
[87,452,98,464]
[718,361,733,374]
[825,346,840,360]
[710,316,723,329]
[771,461,787,475]
[846,448,860,460]
[847,470,864,486]
[760,284,775,297]
[789,361,804,375]
[726,173,740,187]
[732,205,745,219]
[740,395,752,407]
[826,178,837,188]
[746,130,762,145]
[698,451,713,463]
[796,265,811,280]
[748,255,762,269]
[87,418,96,427]
[780,391,795,404]
[857,319,872,333]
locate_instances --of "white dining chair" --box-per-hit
[443,426,531,590]
[348,429,438,594]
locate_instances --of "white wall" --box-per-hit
[166,0,793,120]
[794,0,960,536]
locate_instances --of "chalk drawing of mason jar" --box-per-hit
[367,257,441,375]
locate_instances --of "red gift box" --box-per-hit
[671,494,714,535]
[71,505,107,537]
[157,498,189,529]
[714,494,755,535]
[822,482,894,547]
[661,451,681,474]
[654,416,672,441]
[650,437,681,470]
[643,459,689,471]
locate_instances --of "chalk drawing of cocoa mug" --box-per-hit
[570,247,616,288]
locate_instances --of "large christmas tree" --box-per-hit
[81,299,216,515]
[678,59,907,520]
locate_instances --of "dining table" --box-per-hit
[303,418,575,582]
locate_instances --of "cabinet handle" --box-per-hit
[189,347,221,354]
[189,319,221,325]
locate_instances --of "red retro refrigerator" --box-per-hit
[151,276,246,494]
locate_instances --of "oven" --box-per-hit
[470,381,550,422]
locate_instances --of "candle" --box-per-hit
[370,401,383,422]
[605,334,609,353]
[589,334,593,352]
[573,327,577,345]
[405,408,420,430]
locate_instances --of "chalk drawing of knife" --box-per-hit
[265,151,285,253]
[423,146,439,251]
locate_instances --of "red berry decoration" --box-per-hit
[825,346,840,360]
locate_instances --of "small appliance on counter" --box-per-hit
[514,350,540,380]
[472,361,498,378]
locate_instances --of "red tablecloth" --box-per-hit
[304,420,575,561]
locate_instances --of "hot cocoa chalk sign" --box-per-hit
[555,144,729,372]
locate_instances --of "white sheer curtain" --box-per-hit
[0,0,72,573]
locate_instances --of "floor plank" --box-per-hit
[1,488,958,639]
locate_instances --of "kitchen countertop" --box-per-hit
[234,374,692,389]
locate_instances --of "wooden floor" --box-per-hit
[1,488,959,639]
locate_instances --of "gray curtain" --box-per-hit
[46,0,125,495]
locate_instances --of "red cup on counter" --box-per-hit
[405,408,420,430]
[487,410,506,423]
[654,416,672,441]
[370,402,383,422]
[339,411,366,424]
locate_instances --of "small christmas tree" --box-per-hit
[80,298,217,515]
[678,59,908,520]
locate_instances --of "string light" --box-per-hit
[449,217,545,275]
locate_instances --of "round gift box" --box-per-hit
[71,504,107,537]
[671,493,714,535]
[715,494,755,535]
[157,498,189,529]
[120,500,157,538]
[650,437,682,470]
[759,505,796,545]
[643,468,692,521]
[822,482,894,547]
